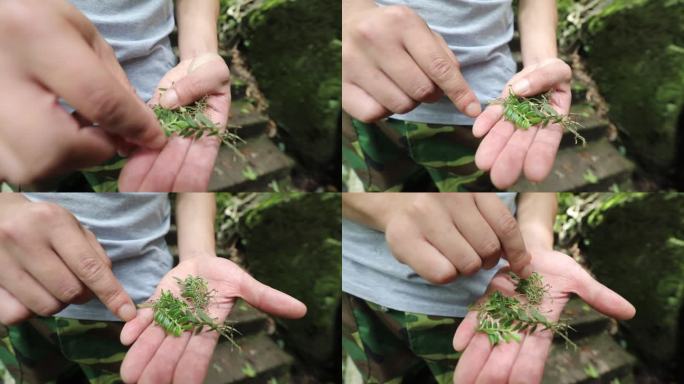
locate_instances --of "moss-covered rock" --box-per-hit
[583,193,684,366]
[239,193,341,367]
[239,0,341,170]
[581,0,684,170]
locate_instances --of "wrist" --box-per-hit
[520,222,554,253]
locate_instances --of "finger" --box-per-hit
[523,122,563,183]
[403,30,480,117]
[453,333,493,384]
[510,59,572,97]
[476,332,526,384]
[571,266,636,320]
[50,222,136,321]
[81,228,112,269]
[472,104,504,138]
[32,27,166,149]
[171,136,220,192]
[90,33,137,95]
[0,265,62,317]
[60,127,118,170]
[387,221,458,284]
[351,66,417,115]
[160,59,230,109]
[509,329,554,384]
[342,82,390,123]
[19,248,87,304]
[139,332,192,384]
[446,195,502,269]
[374,48,441,103]
[474,119,515,172]
[474,194,532,277]
[237,269,307,319]
[453,310,478,352]
[137,137,193,192]
[0,286,32,325]
[120,323,167,384]
[121,307,154,346]
[489,126,539,189]
[174,328,221,384]
[118,148,161,192]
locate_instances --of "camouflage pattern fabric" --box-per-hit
[342,113,491,192]
[342,293,461,384]
[0,317,126,384]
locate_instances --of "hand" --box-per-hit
[379,193,532,284]
[452,248,636,384]
[118,53,231,192]
[119,256,307,384]
[0,0,166,185]
[342,2,480,122]
[0,194,136,325]
[472,58,572,189]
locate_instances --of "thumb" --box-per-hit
[572,266,636,321]
[509,58,572,97]
[238,271,307,319]
[160,57,230,109]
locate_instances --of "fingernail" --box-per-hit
[160,89,179,109]
[512,79,530,94]
[465,102,481,117]
[119,303,136,321]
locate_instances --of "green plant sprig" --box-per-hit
[471,272,576,349]
[492,88,586,146]
[153,92,241,148]
[140,276,238,346]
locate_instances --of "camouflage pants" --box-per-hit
[342,113,490,192]
[0,317,126,384]
[342,293,462,384]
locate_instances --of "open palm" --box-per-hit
[119,257,306,384]
[473,58,572,190]
[452,249,635,384]
[118,53,231,192]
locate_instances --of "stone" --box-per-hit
[581,0,684,171]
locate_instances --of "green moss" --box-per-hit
[583,193,684,365]
[240,0,341,169]
[582,0,684,169]
[239,193,341,364]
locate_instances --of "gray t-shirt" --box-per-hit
[378,0,516,125]
[24,193,173,321]
[342,193,517,317]
[69,0,177,102]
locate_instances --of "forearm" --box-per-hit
[518,0,558,66]
[176,0,219,59]
[176,193,217,261]
[342,193,396,231]
[516,193,557,252]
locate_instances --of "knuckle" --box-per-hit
[58,283,84,303]
[28,202,65,222]
[35,301,61,317]
[426,268,456,285]
[479,238,502,259]
[77,256,106,281]
[410,82,437,101]
[459,257,482,276]
[353,19,380,42]
[429,57,454,80]
[89,88,124,126]
[0,2,33,36]
[410,195,434,215]
[497,214,519,237]
[384,5,415,21]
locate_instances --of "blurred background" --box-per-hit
[513,0,683,192]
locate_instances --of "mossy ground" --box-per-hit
[237,193,341,367]
[583,193,684,366]
[581,0,684,170]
